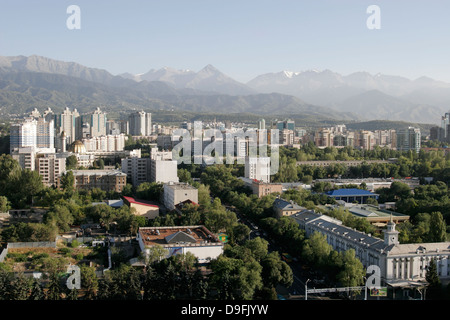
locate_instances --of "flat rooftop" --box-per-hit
[70,169,127,176]
[165,182,197,190]
[138,225,221,247]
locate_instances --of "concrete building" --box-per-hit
[59,169,127,193]
[129,110,152,136]
[397,127,421,154]
[55,107,81,144]
[35,153,66,187]
[11,146,36,171]
[10,117,55,153]
[163,182,198,211]
[150,149,179,184]
[251,180,283,198]
[245,156,270,183]
[137,225,224,264]
[82,107,107,138]
[151,160,179,184]
[82,134,126,152]
[121,157,151,187]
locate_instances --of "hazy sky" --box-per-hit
[1,0,450,82]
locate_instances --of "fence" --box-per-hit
[0,247,8,262]
[6,241,56,249]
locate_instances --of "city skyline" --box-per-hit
[1,1,450,83]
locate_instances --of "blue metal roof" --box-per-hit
[325,188,376,196]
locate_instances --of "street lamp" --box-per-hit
[305,279,310,300]
[363,276,367,300]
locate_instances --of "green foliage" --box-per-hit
[135,182,163,201]
[66,155,78,170]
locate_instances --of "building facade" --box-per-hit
[59,169,127,193]
[292,210,450,288]
[129,111,152,136]
[163,182,198,211]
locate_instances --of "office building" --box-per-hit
[55,107,81,145]
[397,127,421,153]
[10,117,55,153]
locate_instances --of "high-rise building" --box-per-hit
[245,156,271,183]
[10,116,55,153]
[10,118,37,153]
[258,119,266,130]
[83,107,107,138]
[442,112,450,140]
[397,127,421,153]
[36,117,54,150]
[129,111,152,136]
[150,150,179,184]
[56,107,81,145]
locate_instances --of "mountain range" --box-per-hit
[0,54,447,124]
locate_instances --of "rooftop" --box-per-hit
[325,188,377,197]
[164,182,197,190]
[273,198,305,211]
[70,169,127,177]
[123,196,159,208]
[138,225,221,247]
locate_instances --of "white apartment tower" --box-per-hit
[56,107,81,145]
[245,156,271,183]
[83,107,107,138]
[129,111,152,136]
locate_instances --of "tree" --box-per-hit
[302,231,332,267]
[426,258,442,299]
[66,155,78,170]
[142,245,169,266]
[46,272,62,300]
[0,196,10,213]
[44,204,74,233]
[60,170,75,194]
[136,182,163,201]
[80,265,98,300]
[428,211,447,242]
[336,249,365,289]
[261,251,293,288]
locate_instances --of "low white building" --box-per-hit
[137,225,224,264]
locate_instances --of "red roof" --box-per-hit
[122,196,159,208]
